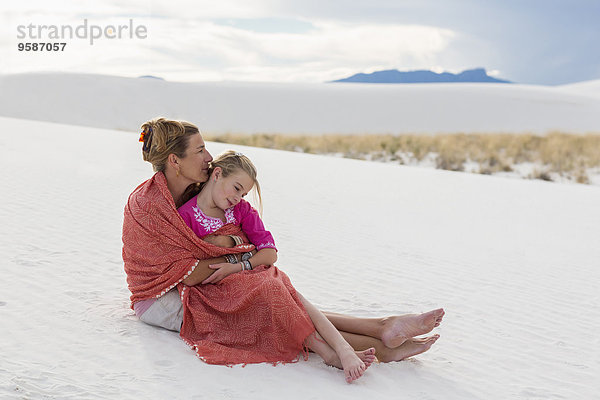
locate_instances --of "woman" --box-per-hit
[123,118,444,366]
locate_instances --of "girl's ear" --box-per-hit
[212,166,222,180]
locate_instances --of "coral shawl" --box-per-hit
[122,172,315,365]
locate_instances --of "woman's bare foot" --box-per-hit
[380,335,440,362]
[325,347,377,383]
[380,308,444,348]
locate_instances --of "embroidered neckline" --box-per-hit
[191,205,237,234]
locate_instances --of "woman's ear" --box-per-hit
[167,153,179,169]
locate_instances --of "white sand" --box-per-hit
[1,73,600,134]
[557,79,600,99]
[1,116,598,399]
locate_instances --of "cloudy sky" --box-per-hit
[2,0,598,85]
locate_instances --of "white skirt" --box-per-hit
[139,289,183,332]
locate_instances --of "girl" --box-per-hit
[177,150,377,382]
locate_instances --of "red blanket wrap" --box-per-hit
[123,172,315,365]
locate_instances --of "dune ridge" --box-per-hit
[1,73,599,134]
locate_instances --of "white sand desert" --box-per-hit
[1,73,599,134]
[1,116,598,399]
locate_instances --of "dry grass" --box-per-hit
[204,132,600,184]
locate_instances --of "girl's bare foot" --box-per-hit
[381,335,440,362]
[325,347,377,383]
[380,308,444,348]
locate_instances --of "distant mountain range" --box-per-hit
[331,68,511,84]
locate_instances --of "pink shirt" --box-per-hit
[178,196,277,251]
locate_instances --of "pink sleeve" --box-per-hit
[235,200,277,251]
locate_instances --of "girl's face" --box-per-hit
[212,169,254,210]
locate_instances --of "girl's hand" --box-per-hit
[203,235,235,248]
[202,262,241,284]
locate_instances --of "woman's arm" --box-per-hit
[183,246,259,286]
[200,248,276,284]
[181,235,234,285]
[182,256,228,286]
[182,235,237,285]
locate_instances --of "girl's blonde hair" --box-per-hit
[140,117,200,172]
[181,150,263,214]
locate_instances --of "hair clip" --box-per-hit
[140,127,153,152]
[235,152,244,157]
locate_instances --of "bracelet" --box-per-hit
[224,254,236,264]
[241,260,252,271]
[241,252,252,261]
[229,235,243,246]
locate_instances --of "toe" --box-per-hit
[345,371,352,382]
[355,367,364,379]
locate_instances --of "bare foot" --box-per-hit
[381,335,440,362]
[355,347,377,368]
[380,308,444,348]
[325,348,376,383]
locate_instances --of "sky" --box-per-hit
[1,0,599,85]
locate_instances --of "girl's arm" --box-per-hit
[202,234,235,247]
[247,248,277,267]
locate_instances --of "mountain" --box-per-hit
[331,68,511,84]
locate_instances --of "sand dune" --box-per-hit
[1,116,598,399]
[1,73,599,134]
[557,79,600,99]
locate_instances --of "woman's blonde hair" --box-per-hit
[140,117,200,172]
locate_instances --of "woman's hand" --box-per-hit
[203,235,235,248]
[201,262,241,284]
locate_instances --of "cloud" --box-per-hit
[3,0,599,84]
[209,21,455,81]
[3,5,457,83]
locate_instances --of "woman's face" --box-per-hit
[179,133,213,183]
[212,169,254,210]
